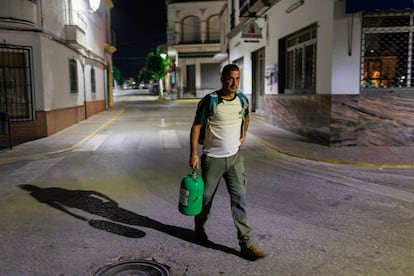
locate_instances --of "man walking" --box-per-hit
[189,64,266,260]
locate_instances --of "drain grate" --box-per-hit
[95,260,170,276]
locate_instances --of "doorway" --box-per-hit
[186,64,196,96]
[251,48,265,113]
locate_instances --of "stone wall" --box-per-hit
[1,99,105,147]
[264,92,414,147]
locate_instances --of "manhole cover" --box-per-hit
[95,260,170,276]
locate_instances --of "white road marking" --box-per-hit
[160,130,181,148]
[73,134,109,151]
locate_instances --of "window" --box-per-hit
[283,24,317,94]
[0,46,34,121]
[91,67,96,93]
[207,15,220,43]
[181,16,201,44]
[361,12,414,90]
[69,59,78,93]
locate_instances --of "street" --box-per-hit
[0,90,413,275]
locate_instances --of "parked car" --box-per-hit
[139,82,148,89]
[149,83,160,93]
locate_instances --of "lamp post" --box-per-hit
[160,53,167,98]
[89,0,101,12]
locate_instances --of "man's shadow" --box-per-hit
[19,184,241,258]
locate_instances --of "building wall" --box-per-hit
[0,0,113,146]
[228,31,265,96]
[331,0,361,94]
[167,1,225,97]
[169,1,225,36]
[228,0,351,96]
[260,0,336,95]
[225,0,414,146]
[265,92,414,146]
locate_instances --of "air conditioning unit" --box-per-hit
[64,25,87,49]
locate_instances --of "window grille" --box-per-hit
[69,59,78,93]
[0,45,34,121]
[284,24,317,94]
[361,12,414,90]
[91,67,96,93]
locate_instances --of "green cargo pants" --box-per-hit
[195,151,253,247]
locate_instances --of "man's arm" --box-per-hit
[189,123,202,169]
[240,114,250,144]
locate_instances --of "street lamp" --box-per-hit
[89,0,101,12]
[159,53,167,98]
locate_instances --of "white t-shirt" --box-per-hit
[203,96,243,158]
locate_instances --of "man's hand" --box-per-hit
[189,154,199,170]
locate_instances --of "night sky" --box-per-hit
[111,0,167,79]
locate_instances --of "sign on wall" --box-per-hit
[265,64,278,93]
[241,21,262,43]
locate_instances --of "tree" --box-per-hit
[145,48,170,97]
[112,66,121,85]
[137,67,152,84]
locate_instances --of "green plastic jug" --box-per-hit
[178,171,204,216]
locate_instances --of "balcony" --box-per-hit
[0,0,38,27]
[239,0,279,17]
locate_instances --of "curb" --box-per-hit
[250,133,414,169]
[0,109,126,164]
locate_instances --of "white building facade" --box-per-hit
[0,0,115,146]
[224,0,414,146]
[166,0,226,98]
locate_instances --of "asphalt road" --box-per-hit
[0,91,413,275]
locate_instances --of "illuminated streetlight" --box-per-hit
[89,0,101,12]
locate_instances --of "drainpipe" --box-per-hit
[81,57,88,119]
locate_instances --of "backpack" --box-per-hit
[198,91,249,145]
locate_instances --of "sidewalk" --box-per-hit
[248,116,414,169]
[1,107,414,169]
[0,108,126,164]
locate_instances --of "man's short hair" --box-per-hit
[221,64,240,77]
